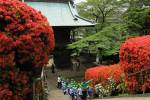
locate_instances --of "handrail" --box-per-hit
[127,67,150,76]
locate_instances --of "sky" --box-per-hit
[74,0,86,4]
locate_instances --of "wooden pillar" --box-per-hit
[53,27,72,68]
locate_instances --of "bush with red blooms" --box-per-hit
[85,64,123,86]
[0,0,54,99]
[120,35,150,93]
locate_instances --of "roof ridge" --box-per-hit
[75,15,95,24]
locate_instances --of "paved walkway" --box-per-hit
[46,68,70,100]
[97,97,150,100]
[48,90,70,100]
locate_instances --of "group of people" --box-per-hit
[57,76,102,100]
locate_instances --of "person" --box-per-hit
[69,87,74,100]
[73,87,78,100]
[57,75,61,89]
[81,81,88,100]
[87,87,93,99]
[61,80,67,95]
[51,63,55,73]
[46,55,56,73]
[82,88,87,100]
[77,87,83,100]
[50,55,55,73]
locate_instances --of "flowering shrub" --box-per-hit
[94,83,110,97]
[94,77,117,97]
[85,64,123,85]
[119,35,150,93]
[0,0,54,99]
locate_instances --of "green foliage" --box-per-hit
[73,0,149,60]
[124,7,150,34]
[68,24,138,56]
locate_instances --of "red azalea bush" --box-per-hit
[0,0,55,99]
[119,35,150,93]
[85,64,123,85]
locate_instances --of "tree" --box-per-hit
[122,0,150,34]
[124,0,150,9]
[68,24,138,63]
[77,0,125,29]
[71,0,150,64]
[124,7,150,34]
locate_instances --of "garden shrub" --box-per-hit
[0,0,54,99]
[119,35,150,93]
[94,83,110,97]
[94,77,119,97]
[85,64,123,85]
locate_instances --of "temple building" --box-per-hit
[24,0,95,67]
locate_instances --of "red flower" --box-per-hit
[0,0,55,98]
[85,64,123,85]
[119,35,150,93]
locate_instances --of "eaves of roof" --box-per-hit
[26,2,95,27]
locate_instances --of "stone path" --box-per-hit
[46,68,70,100]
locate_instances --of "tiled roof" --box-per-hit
[26,2,95,27]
